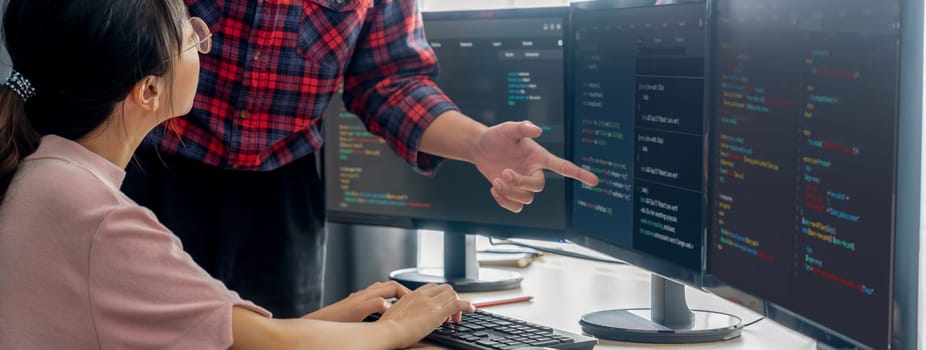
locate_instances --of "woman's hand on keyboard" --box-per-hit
[378,283,476,348]
[303,281,411,322]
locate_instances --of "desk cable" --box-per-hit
[741,317,765,328]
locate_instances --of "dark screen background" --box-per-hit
[324,11,567,232]
[707,1,901,348]
[570,3,707,270]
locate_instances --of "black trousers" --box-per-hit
[122,150,326,318]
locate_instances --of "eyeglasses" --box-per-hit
[184,17,212,54]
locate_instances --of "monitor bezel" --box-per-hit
[700,0,921,349]
[324,6,573,242]
[564,0,710,289]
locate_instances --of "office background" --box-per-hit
[0,0,924,348]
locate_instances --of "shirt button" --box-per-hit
[252,50,260,62]
[336,0,344,4]
[239,110,249,119]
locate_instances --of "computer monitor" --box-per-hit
[705,0,920,349]
[567,0,742,343]
[323,7,570,292]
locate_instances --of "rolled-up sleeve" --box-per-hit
[343,0,458,174]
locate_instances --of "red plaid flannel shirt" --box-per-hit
[144,0,457,171]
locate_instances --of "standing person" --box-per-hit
[123,0,600,318]
[0,0,474,348]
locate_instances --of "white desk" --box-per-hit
[413,250,817,349]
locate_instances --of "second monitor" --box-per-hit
[324,7,570,291]
[571,0,707,277]
[568,0,742,343]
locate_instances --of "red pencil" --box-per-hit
[473,296,534,309]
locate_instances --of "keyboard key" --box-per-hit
[476,340,500,347]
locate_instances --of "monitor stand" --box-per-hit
[580,274,743,343]
[390,233,523,292]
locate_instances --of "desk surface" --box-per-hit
[413,248,817,350]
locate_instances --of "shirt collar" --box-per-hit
[25,135,127,190]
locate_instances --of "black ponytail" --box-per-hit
[0,0,189,201]
[0,84,38,202]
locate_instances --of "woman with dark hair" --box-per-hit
[0,0,472,348]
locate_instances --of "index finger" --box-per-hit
[543,155,600,186]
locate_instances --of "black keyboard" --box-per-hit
[370,309,597,350]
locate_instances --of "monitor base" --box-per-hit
[581,274,742,344]
[580,308,743,344]
[390,267,522,293]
